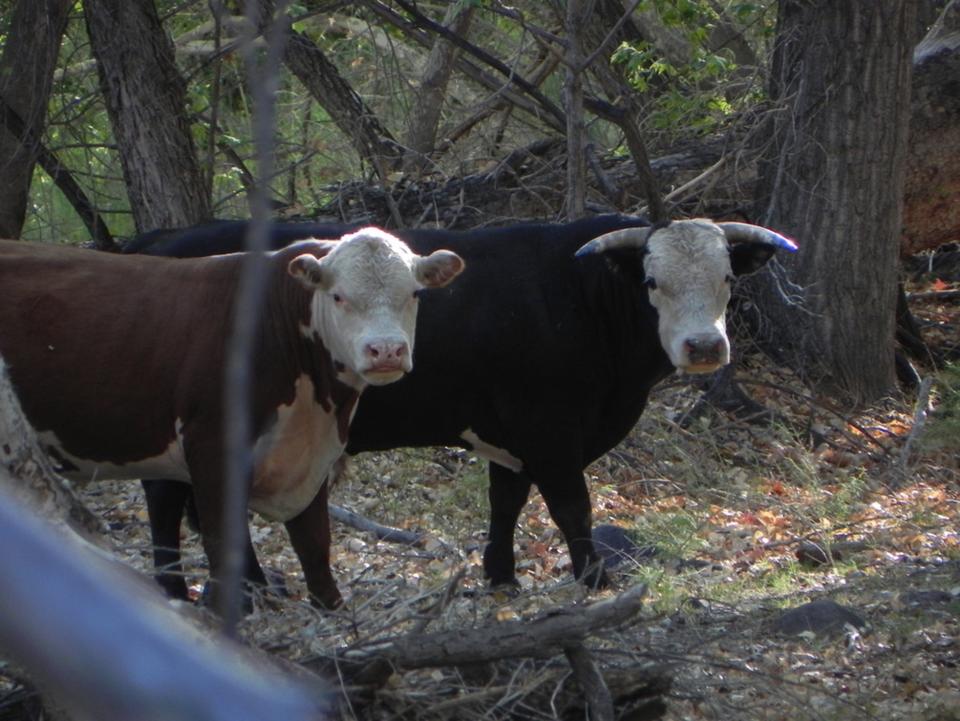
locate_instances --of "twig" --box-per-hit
[578,0,643,72]
[907,289,960,302]
[899,376,935,473]
[736,379,893,455]
[563,643,614,721]
[410,566,467,635]
[663,156,727,203]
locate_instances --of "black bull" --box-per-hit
[128,215,790,601]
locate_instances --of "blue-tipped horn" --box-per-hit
[574,227,654,257]
[718,222,798,252]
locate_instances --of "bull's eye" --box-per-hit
[332,292,344,304]
[644,277,658,291]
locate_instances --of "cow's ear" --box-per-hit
[415,250,465,288]
[288,253,331,289]
[730,242,777,276]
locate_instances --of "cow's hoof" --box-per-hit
[577,563,611,591]
[308,589,344,611]
[154,575,190,601]
[489,579,521,596]
[263,568,290,598]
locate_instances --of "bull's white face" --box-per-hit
[288,228,464,387]
[576,217,791,374]
[642,221,734,374]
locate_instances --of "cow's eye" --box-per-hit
[725,274,736,284]
[644,277,658,291]
[332,292,344,304]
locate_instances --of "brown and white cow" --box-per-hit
[0,229,464,609]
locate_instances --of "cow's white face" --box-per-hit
[288,228,464,387]
[642,221,734,373]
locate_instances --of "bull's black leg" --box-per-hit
[537,469,609,589]
[484,463,532,586]
[142,479,191,600]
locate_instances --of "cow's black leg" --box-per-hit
[484,463,532,586]
[142,479,190,600]
[144,478,274,601]
[184,437,256,618]
[537,469,609,589]
[284,481,342,609]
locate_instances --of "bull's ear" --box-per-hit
[730,242,777,276]
[288,253,332,289]
[415,250,465,288]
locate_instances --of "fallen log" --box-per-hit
[306,583,669,720]
[329,503,425,546]
[337,582,648,669]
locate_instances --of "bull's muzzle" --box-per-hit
[680,335,728,374]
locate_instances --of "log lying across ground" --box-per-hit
[306,582,671,721]
[337,582,649,669]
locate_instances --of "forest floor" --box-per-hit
[4,269,959,721]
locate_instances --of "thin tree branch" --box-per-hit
[219,0,291,636]
[369,0,567,127]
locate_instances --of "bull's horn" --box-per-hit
[574,227,655,257]
[718,222,798,252]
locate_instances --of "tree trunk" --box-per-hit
[0,0,72,239]
[402,3,474,174]
[84,0,211,233]
[902,0,960,255]
[752,1,915,404]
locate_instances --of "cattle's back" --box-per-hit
[347,215,658,454]
[0,241,240,462]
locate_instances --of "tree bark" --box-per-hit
[752,1,915,404]
[565,0,589,219]
[902,0,960,255]
[402,3,474,174]
[84,0,211,233]
[0,0,72,239]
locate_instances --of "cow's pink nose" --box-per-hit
[365,341,408,363]
[684,337,724,366]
